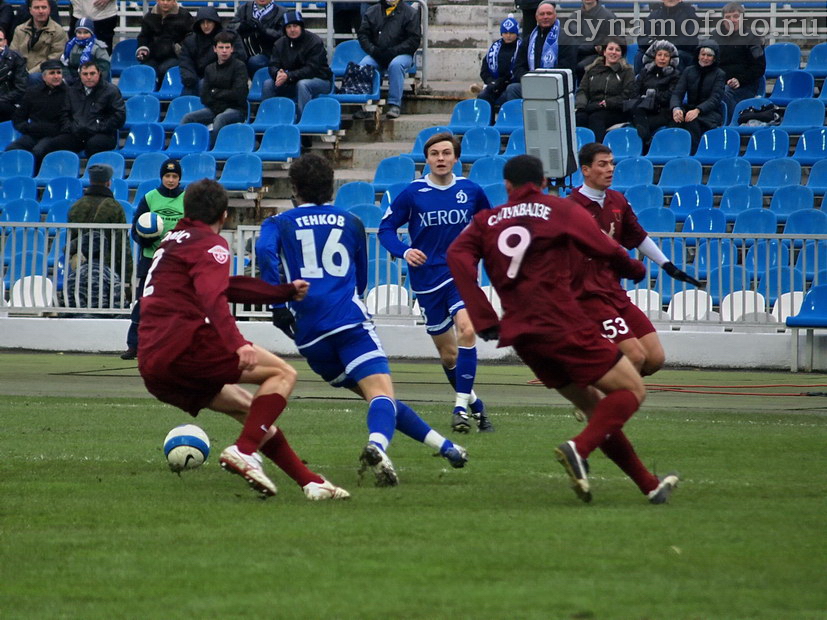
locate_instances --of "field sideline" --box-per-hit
[2,352,826,619]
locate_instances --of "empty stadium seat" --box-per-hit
[468,156,507,187]
[118,65,157,98]
[792,128,827,166]
[346,203,384,227]
[610,156,653,192]
[0,150,34,180]
[719,184,763,222]
[1,176,36,201]
[493,99,523,135]
[764,42,801,78]
[81,151,125,185]
[372,156,415,193]
[720,290,768,322]
[364,283,412,315]
[180,152,217,186]
[44,199,73,233]
[125,152,169,188]
[772,290,804,323]
[693,127,740,164]
[335,181,376,208]
[218,153,262,190]
[779,98,825,134]
[756,158,802,194]
[806,160,827,195]
[4,250,46,287]
[624,184,663,212]
[769,185,815,222]
[636,207,676,233]
[769,70,814,106]
[732,208,779,246]
[247,67,270,102]
[155,66,183,99]
[110,38,138,77]
[255,125,301,162]
[447,99,491,134]
[379,182,408,210]
[296,97,341,134]
[657,158,702,193]
[401,126,451,164]
[459,126,501,163]
[668,289,713,321]
[34,151,79,186]
[164,123,210,159]
[669,184,713,223]
[783,209,827,244]
[693,238,737,279]
[119,123,165,158]
[160,96,202,130]
[682,207,726,245]
[787,285,827,370]
[0,198,40,222]
[707,264,749,306]
[602,127,642,161]
[744,239,791,278]
[482,182,507,207]
[645,127,692,164]
[757,267,806,307]
[251,97,297,130]
[132,179,157,206]
[209,123,255,160]
[795,240,827,280]
[41,177,83,207]
[706,157,752,194]
[804,41,827,79]
[124,94,161,129]
[502,128,525,157]
[575,126,596,149]
[743,127,790,165]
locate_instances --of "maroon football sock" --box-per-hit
[600,431,659,494]
[259,428,323,487]
[572,389,639,458]
[236,393,287,455]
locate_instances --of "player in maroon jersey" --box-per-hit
[447,155,679,504]
[138,178,349,501]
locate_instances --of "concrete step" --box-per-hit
[428,26,490,49]
[425,48,486,82]
[430,4,488,27]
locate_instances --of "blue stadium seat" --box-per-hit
[719,184,763,222]
[447,99,491,134]
[624,184,663,212]
[468,156,507,187]
[459,126,501,163]
[255,125,301,162]
[693,238,737,279]
[366,257,403,289]
[792,128,827,166]
[0,149,34,180]
[124,94,161,129]
[209,123,255,160]
[645,127,692,164]
[743,127,790,165]
[669,184,713,222]
[636,207,676,233]
[757,267,805,307]
[657,157,702,193]
[795,240,827,280]
[744,239,791,278]
[806,159,827,196]
[732,208,778,246]
[119,123,166,158]
[769,70,814,106]
[804,41,827,79]
[756,158,801,195]
[729,97,774,135]
[706,157,752,194]
[602,126,642,161]
[0,119,18,149]
[133,179,157,206]
[4,250,46,286]
[251,97,297,130]
[783,208,827,245]
[379,182,408,210]
[707,264,749,305]
[125,152,169,187]
[693,127,740,164]
[110,38,138,77]
[160,96,202,130]
[41,176,83,207]
[493,99,523,135]
[401,126,451,164]
[81,151,125,185]
[331,70,380,105]
[118,65,157,98]
[180,152,217,186]
[779,98,825,134]
[44,199,73,233]
[1,176,36,201]
[681,207,726,245]
[34,151,80,186]
[575,126,595,149]
[769,185,815,223]
[296,97,341,134]
[482,182,507,207]
[155,66,183,100]
[119,199,134,222]
[247,67,270,102]
[346,203,384,227]
[611,156,653,192]
[0,198,40,222]
[111,178,128,201]
[3,228,47,260]
[335,181,376,208]
[373,155,416,193]
[786,285,827,370]
[625,42,638,64]
[330,40,366,76]
[164,123,210,159]
[502,128,525,157]
[218,153,262,190]
[764,42,801,78]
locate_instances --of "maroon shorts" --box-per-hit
[139,334,243,417]
[514,327,623,389]
[578,296,656,343]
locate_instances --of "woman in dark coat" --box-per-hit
[631,40,681,149]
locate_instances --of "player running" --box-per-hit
[138,179,349,501]
[447,155,679,504]
[378,132,493,434]
[256,153,468,487]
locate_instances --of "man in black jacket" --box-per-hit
[0,28,27,121]
[5,58,64,163]
[136,0,194,85]
[229,0,285,78]
[563,0,619,79]
[179,6,246,96]
[635,0,700,72]
[261,11,331,120]
[180,31,248,144]
[354,0,420,119]
[45,60,125,157]
[713,2,765,122]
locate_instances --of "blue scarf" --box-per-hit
[62,35,96,67]
[486,38,521,79]
[252,1,277,21]
[527,20,559,71]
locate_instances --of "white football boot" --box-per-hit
[219,445,277,497]
[303,478,351,500]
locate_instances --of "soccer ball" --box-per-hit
[136,212,165,239]
[163,424,210,472]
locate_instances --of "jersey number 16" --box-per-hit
[295,228,349,278]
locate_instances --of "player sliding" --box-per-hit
[256,153,468,487]
[378,132,493,434]
[447,155,678,504]
[138,179,349,501]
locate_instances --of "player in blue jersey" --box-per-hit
[256,153,468,487]
[378,132,493,434]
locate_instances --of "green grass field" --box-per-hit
[2,352,826,619]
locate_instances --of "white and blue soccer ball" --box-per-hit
[136,211,165,239]
[163,424,210,472]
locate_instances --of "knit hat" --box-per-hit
[501,14,519,35]
[282,10,304,29]
[88,164,113,184]
[160,158,181,178]
[40,58,62,72]
[75,18,95,35]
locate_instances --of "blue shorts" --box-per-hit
[298,322,390,388]
[416,282,465,335]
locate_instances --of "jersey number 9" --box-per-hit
[497,226,531,279]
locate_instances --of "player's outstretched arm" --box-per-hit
[637,236,702,287]
[226,275,302,304]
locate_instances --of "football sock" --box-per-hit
[394,400,454,453]
[572,389,639,458]
[259,427,323,487]
[600,431,660,495]
[444,364,481,412]
[453,346,477,413]
[367,396,397,452]
[236,392,287,455]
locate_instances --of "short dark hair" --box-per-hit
[289,153,334,205]
[602,36,627,57]
[722,2,744,14]
[578,142,613,167]
[503,155,544,187]
[184,179,227,224]
[214,31,235,45]
[423,131,461,160]
[27,0,49,8]
[79,60,100,72]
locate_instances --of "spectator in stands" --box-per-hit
[47,60,125,157]
[670,40,726,151]
[60,17,110,83]
[475,14,521,119]
[0,4,14,48]
[179,7,245,97]
[563,0,618,80]
[504,1,574,102]
[69,0,117,54]
[630,40,681,149]
[11,0,58,42]
[353,0,421,120]
[136,0,193,86]
[514,0,541,39]
[0,28,28,121]
[635,0,699,73]
[5,58,65,163]
[229,0,285,78]
[180,31,248,144]
[574,37,635,143]
[261,11,331,120]
[713,2,766,122]
[10,0,67,79]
